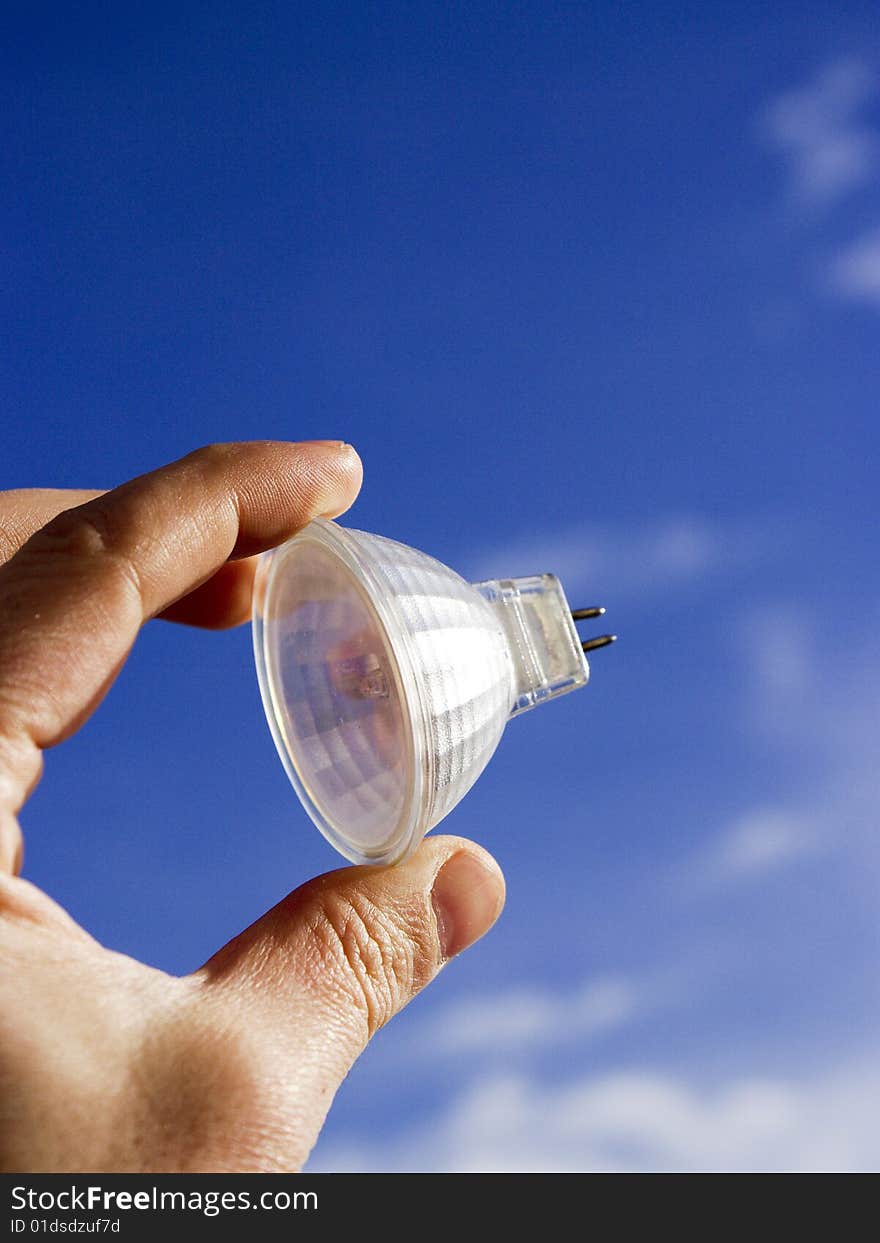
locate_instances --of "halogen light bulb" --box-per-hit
[253,519,615,866]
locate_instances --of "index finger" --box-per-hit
[0,440,362,831]
[1,488,271,631]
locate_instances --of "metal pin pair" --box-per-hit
[571,606,617,653]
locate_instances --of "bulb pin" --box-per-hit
[581,634,617,653]
[572,606,616,654]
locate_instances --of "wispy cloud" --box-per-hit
[463,516,770,605]
[756,61,880,316]
[680,602,880,890]
[417,975,638,1057]
[742,603,880,771]
[759,59,878,208]
[688,807,820,886]
[312,1054,880,1172]
[828,226,880,303]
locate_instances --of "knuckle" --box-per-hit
[180,443,245,519]
[308,888,435,1038]
[186,442,241,477]
[0,872,80,932]
[37,501,116,558]
[29,502,145,612]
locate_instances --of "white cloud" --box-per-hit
[679,603,880,890]
[689,807,820,886]
[419,975,637,1057]
[464,515,768,605]
[742,604,880,775]
[744,604,814,699]
[311,1055,880,1171]
[828,226,880,303]
[669,599,880,907]
[759,59,878,207]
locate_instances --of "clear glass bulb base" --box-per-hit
[475,575,590,716]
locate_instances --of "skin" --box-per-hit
[0,441,506,1173]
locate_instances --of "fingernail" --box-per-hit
[431,849,505,959]
[303,439,350,449]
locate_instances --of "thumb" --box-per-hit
[195,836,504,1166]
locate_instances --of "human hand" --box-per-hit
[0,442,505,1172]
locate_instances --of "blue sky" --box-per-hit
[3,2,879,1170]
